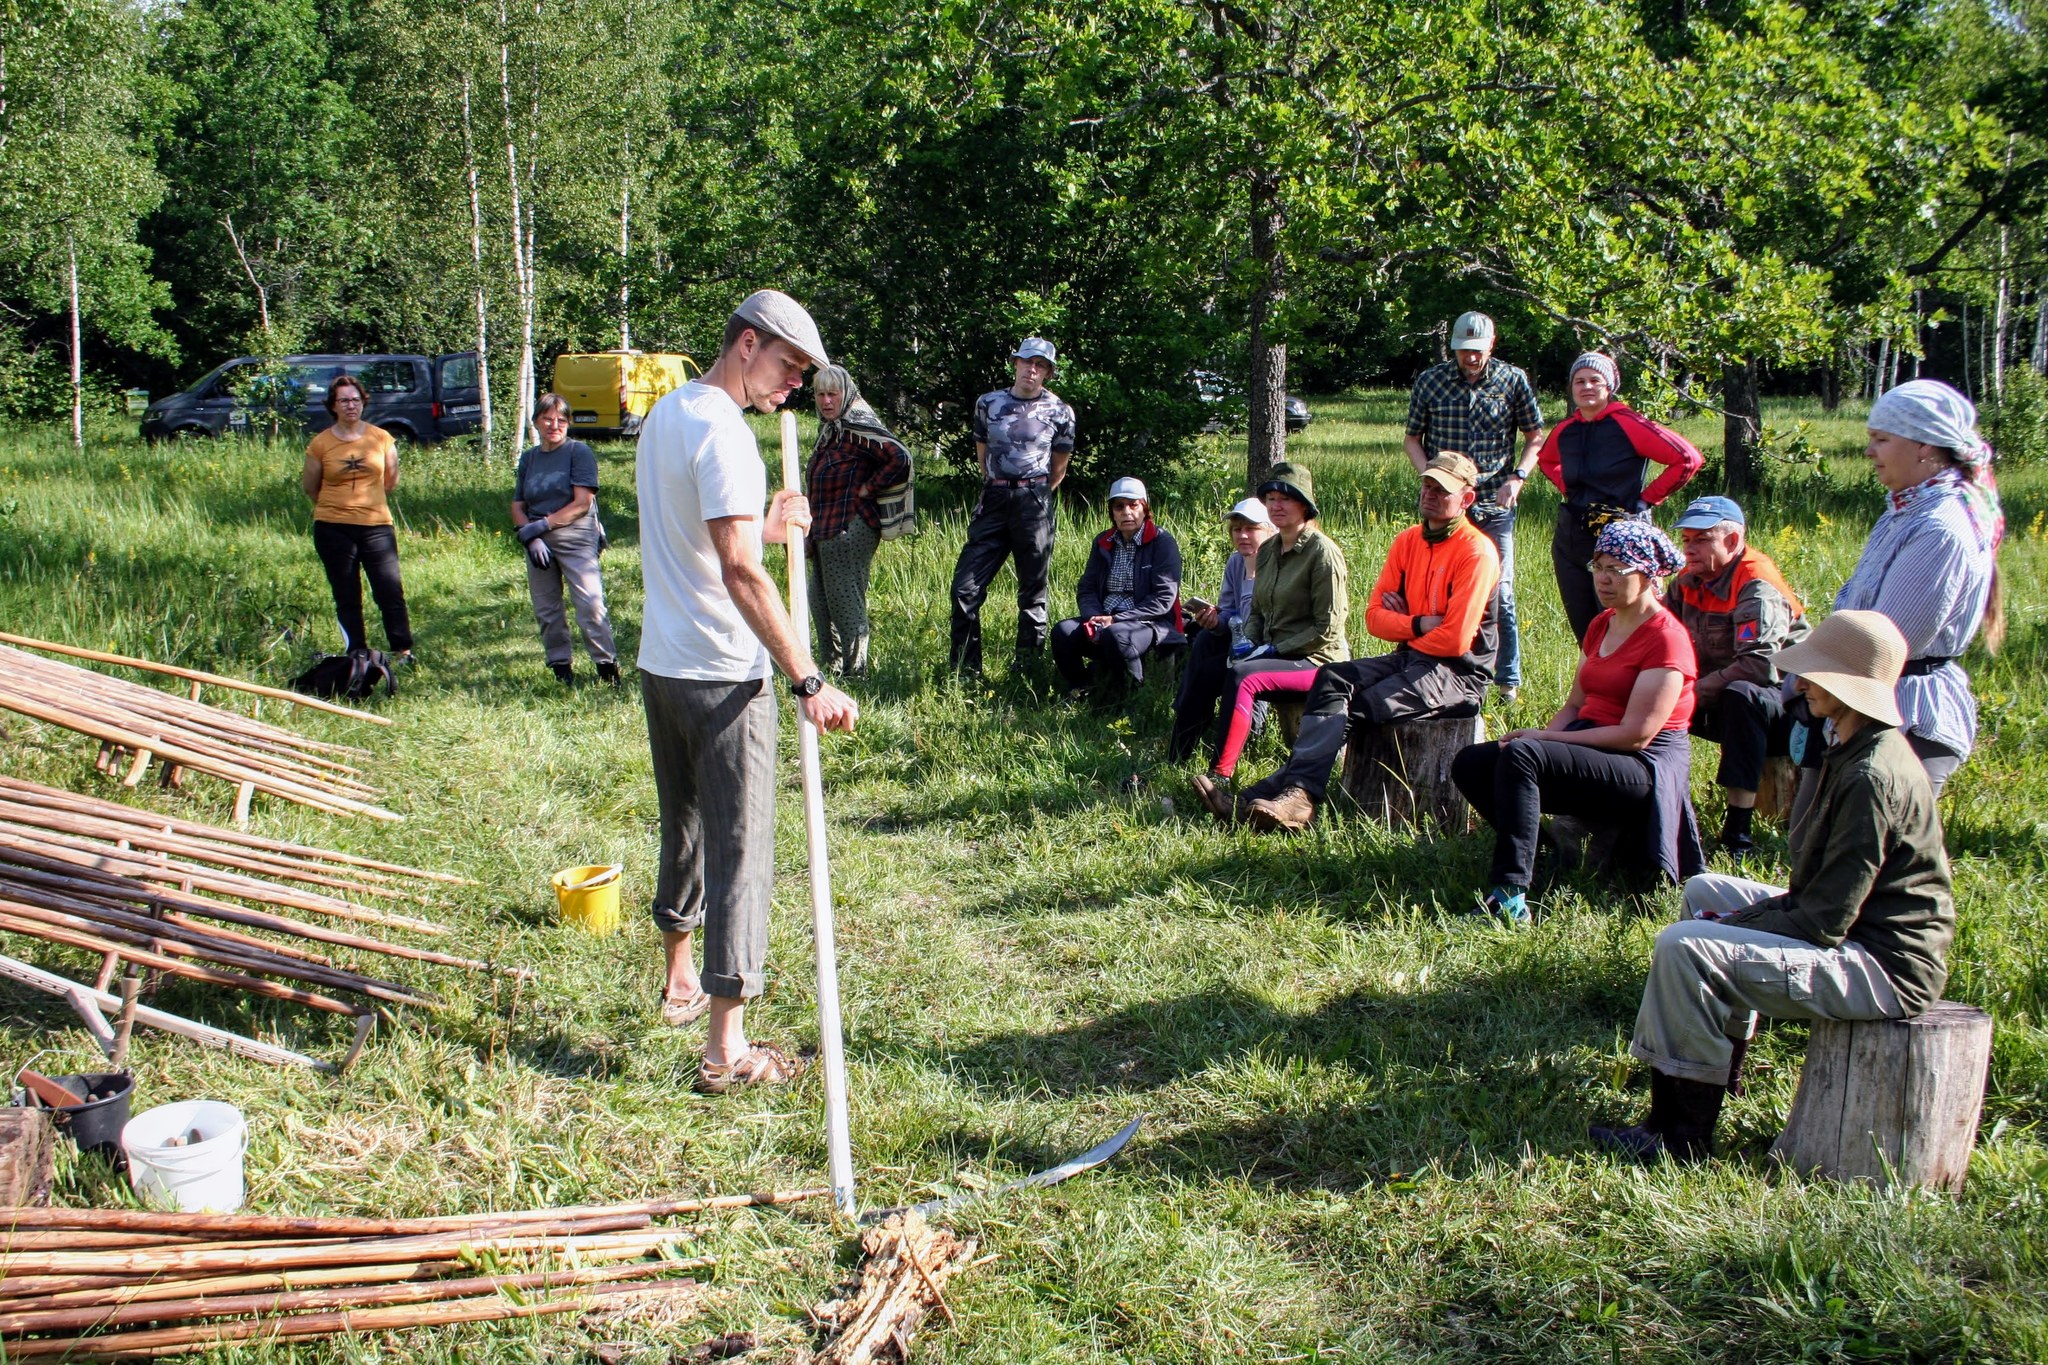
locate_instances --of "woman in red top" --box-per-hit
[1536,352,1704,643]
[1452,521,1704,924]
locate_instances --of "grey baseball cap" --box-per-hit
[1012,337,1058,367]
[1450,311,1496,352]
[1108,477,1148,504]
[732,289,829,368]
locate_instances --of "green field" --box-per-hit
[1,394,2044,1361]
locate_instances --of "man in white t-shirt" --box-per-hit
[636,288,858,1095]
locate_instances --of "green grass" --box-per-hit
[0,392,2044,1361]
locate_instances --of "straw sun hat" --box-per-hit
[1772,610,1908,727]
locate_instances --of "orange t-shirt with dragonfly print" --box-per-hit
[308,425,396,526]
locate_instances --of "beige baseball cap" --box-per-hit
[1423,451,1480,491]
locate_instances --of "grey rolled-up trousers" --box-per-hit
[527,513,617,666]
[1629,873,1905,1085]
[641,672,778,1000]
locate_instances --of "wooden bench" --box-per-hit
[1339,714,1485,831]
[1771,1001,1993,1191]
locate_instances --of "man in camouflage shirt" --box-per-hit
[1403,311,1545,700]
[949,337,1078,677]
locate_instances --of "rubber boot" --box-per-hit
[1660,1076,1727,1161]
[1589,1068,1677,1162]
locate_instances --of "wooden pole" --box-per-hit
[0,632,390,725]
[780,409,856,1220]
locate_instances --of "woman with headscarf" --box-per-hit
[805,366,912,677]
[1536,352,1704,642]
[1452,521,1704,925]
[1827,379,2003,795]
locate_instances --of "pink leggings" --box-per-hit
[1213,662,1318,777]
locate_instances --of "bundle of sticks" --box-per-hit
[0,1188,823,1359]
[0,642,397,823]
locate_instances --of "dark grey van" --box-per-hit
[140,353,479,443]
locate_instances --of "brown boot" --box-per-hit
[1247,786,1315,832]
[1190,773,1243,823]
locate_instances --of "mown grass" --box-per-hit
[0,392,2043,1361]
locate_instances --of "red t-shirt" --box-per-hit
[1576,608,1697,731]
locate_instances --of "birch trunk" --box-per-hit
[619,129,632,353]
[1993,227,2010,400]
[460,73,496,461]
[66,235,82,451]
[1873,337,1889,402]
[2033,279,2046,377]
[498,0,533,449]
[1960,301,1972,398]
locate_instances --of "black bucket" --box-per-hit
[18,1071,135,1159]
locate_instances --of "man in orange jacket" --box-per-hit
[1236,453,1502,832]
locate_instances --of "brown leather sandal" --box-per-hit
[660,987,711,1027]
[694,1042,806,1095]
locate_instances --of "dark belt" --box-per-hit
[1901,655,1956,676]
[986,475,1048,489]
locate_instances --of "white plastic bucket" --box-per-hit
[120,1100,248,1213]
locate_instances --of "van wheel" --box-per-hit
[383,424,417,445]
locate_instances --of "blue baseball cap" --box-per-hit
[1673,495,1745,530]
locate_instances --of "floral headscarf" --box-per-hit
[1594,519,1684,578]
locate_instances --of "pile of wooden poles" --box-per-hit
[0,637,397,824]
[0,1189,823,1359]
[0,778,515,1069]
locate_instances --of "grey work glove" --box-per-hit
[527,538,552,569]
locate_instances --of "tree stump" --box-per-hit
[1340,714,1484,830]
[1754,755,1798,824]
[0,1107,55,1206]
[1771,1001,1993,1192]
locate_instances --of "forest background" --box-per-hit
[1,0,2045,487]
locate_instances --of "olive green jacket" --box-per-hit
[1246,525,1349,664]
[1719,723,1954,1014]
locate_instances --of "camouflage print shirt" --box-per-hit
[974,388,1077,481]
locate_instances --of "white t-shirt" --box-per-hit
[635,381,771,682]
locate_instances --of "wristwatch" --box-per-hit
[792,673,825,698]
[1503,468,1528,482]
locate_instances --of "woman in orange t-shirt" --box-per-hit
[299,374,414,662]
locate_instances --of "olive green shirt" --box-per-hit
[1720,723,1954,1014]
[1246,525,1349,664]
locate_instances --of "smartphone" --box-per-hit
[1185,595,1215,615]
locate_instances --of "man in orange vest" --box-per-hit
[1670,496,1811,857]
[1222,452,1500,832]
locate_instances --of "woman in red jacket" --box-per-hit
[1537,352,1703,642]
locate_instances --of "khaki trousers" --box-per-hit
[527,513,616,666]
[1629,873,1904,1085]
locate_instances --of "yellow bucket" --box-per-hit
[551,864,623,935]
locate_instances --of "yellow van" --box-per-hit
[552,351,698,437]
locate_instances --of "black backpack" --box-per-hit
[292,648,397,702]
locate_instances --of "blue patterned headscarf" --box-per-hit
[1594,519,1683,578]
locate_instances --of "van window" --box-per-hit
[439,354,479,391]
[287,363,343,399]
[353,360,420,394]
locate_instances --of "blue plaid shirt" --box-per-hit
[1405,359,1545,501]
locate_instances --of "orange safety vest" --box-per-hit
[1675,546,1804,621]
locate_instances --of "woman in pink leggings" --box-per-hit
[1200,460,1350,782]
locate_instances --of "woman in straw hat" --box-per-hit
[1590,610,1955,1163]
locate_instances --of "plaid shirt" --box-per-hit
[1103,534,1139,613]
[1405,359,1545,501]
[804,429,911,552]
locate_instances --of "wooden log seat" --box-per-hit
[1339,714,1486,831]
[1771,1001,1994,1192]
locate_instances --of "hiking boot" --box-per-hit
[1190,773,1243,823]
[551,662,575,685]
[596,661,622,686]
[1247,786,1315,832]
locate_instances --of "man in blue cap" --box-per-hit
[949,337,1078,678]
[1669,494,1811,857]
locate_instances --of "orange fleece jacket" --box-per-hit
[1363,518,1501,659]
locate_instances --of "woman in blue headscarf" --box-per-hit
[1828,379,2003,795]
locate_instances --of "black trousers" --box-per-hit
[1050,618,1167,689]
[1551,513,1604,646]
[1245,649,1486,803]
[1452,736,1655,887]
[312,521,413,654]
[1691,680,1791,792]
[1169,628,1236,760]
[949,484,1055,674]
